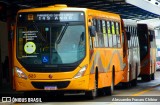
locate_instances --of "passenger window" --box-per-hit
[112,22,117,47]
[92,19,98,47]
[116,22,121,47]
[107,21,112,47]
[97,20,104,47]
[102,20,108,47]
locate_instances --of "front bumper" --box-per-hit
[15,75,89,91]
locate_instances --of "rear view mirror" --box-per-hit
[126,32,131,40]
[89,26,96,37]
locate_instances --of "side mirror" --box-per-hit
[89,26,96,37]
[126,32,131,40]
[150,34,153,42]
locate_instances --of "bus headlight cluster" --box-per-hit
[74,65,87,79]
[15,67,27,79]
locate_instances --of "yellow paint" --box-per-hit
[132,84,160,96]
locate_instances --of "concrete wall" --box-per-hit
[0,21,8,63]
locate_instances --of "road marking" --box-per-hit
[131,84,160,96]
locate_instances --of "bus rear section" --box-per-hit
[137,24,156,81]
[120,20,141,87]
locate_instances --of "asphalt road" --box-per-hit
[1,71,160,105]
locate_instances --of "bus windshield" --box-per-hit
[16,12,85,66]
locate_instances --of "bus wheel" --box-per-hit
[131,79,137,87]
[122,82,131,88]
[131,64,138,86]
[105,67,115,95]
[142,75,151,82]
[122,64,131,88]
[85,72,98,99]
[151,73,155,80]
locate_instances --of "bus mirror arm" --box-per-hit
[126,32,131,40]
[89,26,96,37]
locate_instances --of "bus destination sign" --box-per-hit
[18,12,84,22]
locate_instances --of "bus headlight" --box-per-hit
[74,65,87,79]
[15,67,27,79]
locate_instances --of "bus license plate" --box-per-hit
[44,86,57,90]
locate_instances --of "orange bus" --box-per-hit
[13,4,127,99]
[121,19,141,87]
[137,24,156,81]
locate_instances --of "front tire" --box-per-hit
[85,76,98,99]
[85,72,98,99]
[151,73,155,80]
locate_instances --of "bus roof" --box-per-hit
[18,4,121,20]
[87,9,120,21]
[18,4,87,13]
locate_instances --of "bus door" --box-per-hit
[89,18,96,58]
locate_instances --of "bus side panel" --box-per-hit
[88,48,124,89]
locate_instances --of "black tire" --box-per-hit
[122,64,132,88]
[105,67,115,95]
[131,63,138,86]
[85,72,98,99]
[151,73,155,80]
[111,67,115,94]
[141,75,151,82]
[122,82,131,88]
[131,79,137,87]
[98,88,106,96]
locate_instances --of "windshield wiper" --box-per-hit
[56,23,69,44]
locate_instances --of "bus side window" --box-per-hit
[121,20,126,57]
[132,27,136,47]
[107,21,112,47]
[89,19,96,49]
[93,19,98,47]
[133,27,137,47]
[97,19,104,47]
[130,27,133,47]
[112,21,117,47]
[116,22,121,48]
[102,20,108,47]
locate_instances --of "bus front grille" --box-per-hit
[31,81,70,89]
